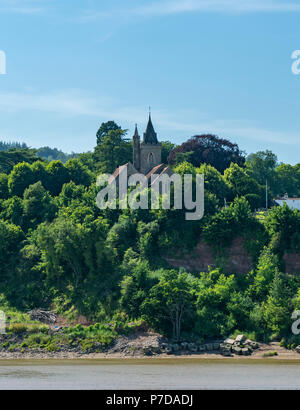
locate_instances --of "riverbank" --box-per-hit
[0,341,300,361]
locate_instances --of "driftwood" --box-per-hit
[28,309,57,324]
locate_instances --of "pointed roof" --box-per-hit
[133,124,139,138]
[143,114,158,144]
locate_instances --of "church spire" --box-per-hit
[134,123,139,137]
[143,112,158,144]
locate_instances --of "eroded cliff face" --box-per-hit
[165,237,300,275]
[284,253,300,274]
[164,237,253,275]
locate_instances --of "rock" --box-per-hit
[235,334,245,343]
[160,343,168,350]
[221,350,232,357]
[295,346,300,353]
[28,309,57,324]
[180,342,188,351]
[205,343,213,351]
[242,347,251,356]
[172,344,180,352]
[188,343,198,352]
[166,346,173,354]
[143,347,153,356]
[198,345,206,352]
[213,343,220,350]
[232,346,242,355]
[224,338,235,345]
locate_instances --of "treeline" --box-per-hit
[0,122,300,345]
[0,140,78,165]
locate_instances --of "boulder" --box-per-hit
[295,345,300,353]
[188,343,198,352]
[232,346,242,355]
[242,347,251,356]
[166,346,173,354]
[172,344,180,352]
[180,342,189,351]
[198,345,206,352]
[213,343,220,350]
[235,334,245,343]
[224,338,235,345]
[205,343,213,351]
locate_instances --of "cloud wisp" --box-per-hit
[75,0,300,23]
[0,0,51,14]
[0,89,299,148]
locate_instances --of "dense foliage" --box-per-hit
[0,125,300,345]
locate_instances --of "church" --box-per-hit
[109,115,173,186]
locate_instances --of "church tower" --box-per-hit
[133,124,141,171]
[139,114,162,174]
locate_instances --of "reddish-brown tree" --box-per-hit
[168,134,245,173]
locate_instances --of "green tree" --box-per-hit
[65,158,92,187]
[197,163,231,203]
[224,163,264,206]
[246,150,278,188]
[0,148,38,174]
[274,164,300,197]
[96,121,121,145]
[8,162,34,197]
[142,270,196,340]
[23,182,57,229]
[45,161,70,196]
[161,141,176,164]
[0,173,9,199]
[0,220,24,287]
[94,129,132,174]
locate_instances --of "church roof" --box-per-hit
[143,115,159,144]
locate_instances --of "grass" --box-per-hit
[263,351,278,357]
[229,330,257,342]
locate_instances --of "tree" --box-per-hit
[249,247,280,301]
[0,173,8,199]
[8,162,34,197]
[45,160,70,196]
[23,182,57,229]
[224,163,265,207]
[0,148,38,174]
[0,220,24,286]
[142,270,196,340]
[31,160,48,189]
[94,129,132,174]
[34,216,117,316]
[65,158,92,187]
[274,164,300,197]
[265,204,300,253]
[168,134,245,173]
[161,141,176,164]
[197,163,231,203]
[193,269,237,338]
[96,121,121,145]
[0,196,24,227]
[120,255,152,319]
[246,150,278,188]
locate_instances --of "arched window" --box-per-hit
[148,152,154,167]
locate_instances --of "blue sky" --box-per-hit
[0,0,300,164]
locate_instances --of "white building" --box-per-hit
[274,194,300,211]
